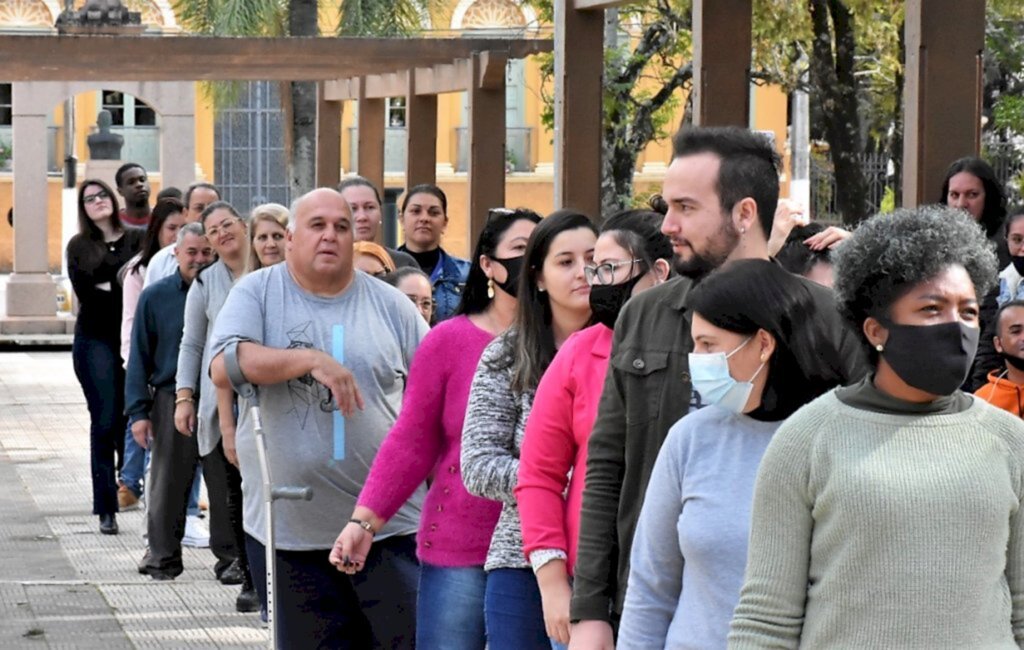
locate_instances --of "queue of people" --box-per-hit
[63,125,1024,649]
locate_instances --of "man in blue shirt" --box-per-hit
[125,223,213,580]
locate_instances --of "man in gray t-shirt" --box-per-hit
[210,188,427,649]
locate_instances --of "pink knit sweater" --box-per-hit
[516,324,612,574]
[358,315,502,567]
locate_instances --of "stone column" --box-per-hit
[7,82,58,319]
[158,82,196,191]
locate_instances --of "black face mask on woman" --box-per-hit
[1011,256,1024,276]
[878,319,980,395]
[492,256,524,298]
[589,273,647,329]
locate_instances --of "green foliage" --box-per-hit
[994,96,1024,133]
[336,0,434,37]
[879,186,895,214]
[173,0,286,36]
[0,140,10,169]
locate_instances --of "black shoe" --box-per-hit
[148,569,176,581]
[218,559,245,585]
[139,562,182,581]
[236,581,260,613]
[99,513,118,535]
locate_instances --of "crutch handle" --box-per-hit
[271,486,313,502]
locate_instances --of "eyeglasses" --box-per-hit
[407,295,434,311]
[83,190,110,205]
[205,217,240,238]
[585,259,644,286]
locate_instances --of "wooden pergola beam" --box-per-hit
[692,0,752,126]
[553,0,604,219]
[902,0,984,207]
[316,82,342,188]
[0,34,552,82]
[573,0,631,8]
[467,52,506,246]
[357,77,386,198]
[324,50,510,101]
[405,72,438,188]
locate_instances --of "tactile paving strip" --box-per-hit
[0,352,270,648]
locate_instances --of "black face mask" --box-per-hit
[492,256,524,298]
[879,320,979,395]
[1001,351,1024,372]
[1011,256,1024,276]
[589,273,647,329]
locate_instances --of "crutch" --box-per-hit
[223,342,313,650]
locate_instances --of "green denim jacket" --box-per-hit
[570,274,868,623]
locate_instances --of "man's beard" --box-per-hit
[672,218,741,280]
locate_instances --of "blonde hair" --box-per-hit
[248,203,290,270]
[353,241,396,274]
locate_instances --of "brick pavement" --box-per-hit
[0,351,269,649]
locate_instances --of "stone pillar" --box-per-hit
[7,82,58,319]
[158,82,196,191]
[902,0,985,207]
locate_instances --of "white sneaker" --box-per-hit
[182,514,210,548]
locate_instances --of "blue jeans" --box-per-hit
[120,423,147,496]
[485,567,556,650]
[418,563,487,650]
[121,424,203,517]
[246,532,419,649]
[72,334,125,516]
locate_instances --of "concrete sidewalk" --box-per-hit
[0,351,268,649]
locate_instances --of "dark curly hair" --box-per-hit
[832,205,998,360]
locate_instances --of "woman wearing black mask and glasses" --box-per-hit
[729,206,1024,648]
[334,208,541,650]
[514,208,672,647]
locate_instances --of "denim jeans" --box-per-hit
[72,334,126,516]
[417,563,487,650]
[246,532,419,649]
[121,424,203,517]
[485,567,555,650]
[120,422,147,496]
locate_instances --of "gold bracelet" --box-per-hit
[174,396,194,405]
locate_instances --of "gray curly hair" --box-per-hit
[832,205,998,356]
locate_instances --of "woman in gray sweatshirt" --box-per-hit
[729,207,1024,648]
[619,260,846,649]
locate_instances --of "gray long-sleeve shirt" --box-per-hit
[619,406,779,650]
[175,261,238,456]
[461,332,536,571]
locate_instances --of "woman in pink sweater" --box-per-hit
[515,208,673,645]
[334,208,541,650]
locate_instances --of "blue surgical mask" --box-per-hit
[688,337,766,413]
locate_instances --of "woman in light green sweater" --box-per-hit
[729,206,1024,649]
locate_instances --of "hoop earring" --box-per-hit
[487,278,495,299]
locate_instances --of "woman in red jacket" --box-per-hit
[515,208,673,646]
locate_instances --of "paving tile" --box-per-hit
[0,352,270,649]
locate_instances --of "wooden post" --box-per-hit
[902,0,985,207]
[468,52,506,248]
[316,82,342,188]
[357,77,386,194]
[554,3,603,219]
[692,0,752,127]
[405,73,438,188]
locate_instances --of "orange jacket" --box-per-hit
[974,370,1024,417]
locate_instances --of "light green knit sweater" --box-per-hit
[728,391,1024,649]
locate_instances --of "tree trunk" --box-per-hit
[889,17,906,207]
[288,0,318,197]
[808,0,869,224]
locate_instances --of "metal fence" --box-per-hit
[810,143,1024,222]
[809,152,891,221]
[214,81,291,213]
